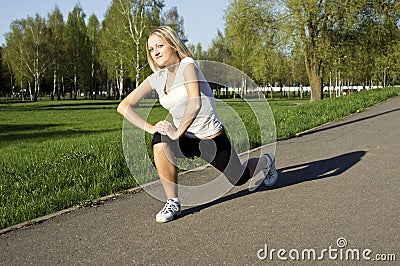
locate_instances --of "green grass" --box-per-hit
[272,88,400,138]
[0,100,132,228]
[1,87,400,229]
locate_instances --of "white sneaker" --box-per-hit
[263,153,278,187]
[156,199,181,223]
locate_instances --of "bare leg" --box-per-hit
[153,142,178,199]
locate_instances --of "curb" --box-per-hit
[0,142,273,235]
[3,95,396,235]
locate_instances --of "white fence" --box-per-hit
[255,85,385,92]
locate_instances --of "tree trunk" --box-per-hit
[73,65,78,100]
[28,82,33,101]
[309,71,323,101]
[91,59,95,100]
[59,76,64,100]
[118,59,124,100]
[34,73,39,102]
[135,40,140,89]
[304,52,323,102]
[52,69,57,101]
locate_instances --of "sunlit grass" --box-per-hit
[1,87,399,229]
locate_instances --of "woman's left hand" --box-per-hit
[154,120,179,140]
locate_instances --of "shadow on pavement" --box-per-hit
[272,150,366,189]
[179,151,366,219]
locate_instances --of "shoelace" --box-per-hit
[160,200,180,214]
[264,154,275,176]
[268,162,276,176]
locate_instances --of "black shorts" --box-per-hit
[151,129,251,186]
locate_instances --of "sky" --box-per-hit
[0,0,230,48]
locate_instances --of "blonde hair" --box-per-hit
[146,26,194,72]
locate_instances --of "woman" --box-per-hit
[117,26,278,223]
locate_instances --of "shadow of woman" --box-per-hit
[178,150,366,219]
[272,150,366,189]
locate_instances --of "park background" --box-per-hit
[1,0,400,229]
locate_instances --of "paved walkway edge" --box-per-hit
[1,95,397,235]
[0,135,272,235]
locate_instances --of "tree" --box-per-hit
[356,0,400,87]
[225,0,261,76]
[3,14,51,101]
[87,14,101,99]
[119,0,164,88]
[47,6,65,100]
[64,5,90,99]
[206,30,232,64]
[163,6,186,42]
[284,0,400,100]
[26,14,51,101]
[291,41,308,89]
[3,22,27,99]
[221,0,400,100]
[224,0,286,87]
[99,2,122,99]
[0,46,12,97]
[283,0,331,101]
[193,42,203,59]
[100,0,164,100]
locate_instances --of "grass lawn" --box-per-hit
[1,87,399,229]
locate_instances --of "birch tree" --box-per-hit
[47,7,65,100]
[65,5,90,99]
[118,0,164,87]
[87,14,101,99]
[100,0,163,99]
[100,1,126,99]
[3,21,29,98]
[3,14,50,101]
[26,14,51,101]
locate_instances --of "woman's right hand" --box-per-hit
[153,121,178,139]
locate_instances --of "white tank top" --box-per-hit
[147,57,223,138]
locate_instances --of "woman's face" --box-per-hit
[147,34,180,68]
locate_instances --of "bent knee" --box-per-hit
[153,142,169,151]
[153,142,174,158]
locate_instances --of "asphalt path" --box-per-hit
[1,96,399,265]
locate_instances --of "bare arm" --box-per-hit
[116,78,156,134]
[177,63,202,135]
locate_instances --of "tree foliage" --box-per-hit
[3,14,51,101]
[220,0,400,101]
[0,46,12,97]
[1,0,399,102]
[64,5,91,100]
[163,6,186,42]
[87,14,101,99]
[2,1,168,100]
[99,0,164,99]
[47,6,65,100]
